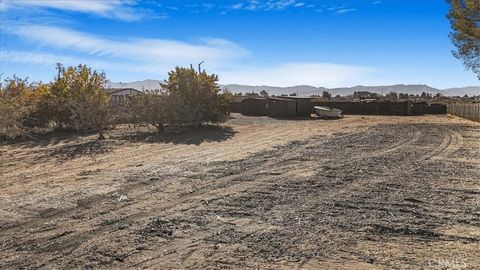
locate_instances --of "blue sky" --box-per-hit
[0,0,478,89]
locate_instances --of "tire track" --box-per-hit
[419,127,463,161]
[2,120,479,269]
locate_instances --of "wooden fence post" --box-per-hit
[469,103,473,121]
[477,103,480,122]
[468,103,470,120]
[472,103,475,121]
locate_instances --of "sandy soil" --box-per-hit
[0,114,479,269]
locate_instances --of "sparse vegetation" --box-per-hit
[1,64,231,141]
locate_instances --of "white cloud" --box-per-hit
[231,3,244,10]
[0,0,145,21]
[1,50,116,69]
[0,50,179,75]
[2,25,377,87]
[9,25,249,67]
[327,5,357,15]
[336,8,356,14]
[0,1,7,12]
[2,49,378,87]
[228,0,308,11]
[219,63,377,87]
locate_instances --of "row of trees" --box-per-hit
[0,65,110,139]
[0,64,231,140]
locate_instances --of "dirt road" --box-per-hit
[1,114,479,269]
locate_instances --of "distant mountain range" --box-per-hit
[222,84,480,97]
[108,79,162,91]
[108,80,480,97]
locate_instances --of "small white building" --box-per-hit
[104,88,142,106]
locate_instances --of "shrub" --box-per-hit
[161,67,231,126]
[0,77,46,139]
[1,64,231,139]
[49,64,109,139]
[127,90,168,132]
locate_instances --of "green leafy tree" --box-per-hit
[161,67,230,126]
[447,0,480,78]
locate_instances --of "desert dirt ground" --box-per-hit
[0,113,479,269]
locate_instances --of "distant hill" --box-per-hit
[223,84,479,97]
[107,79,479,97]
[108,79,162,91]
[443,86,480,97]
[220,84,328,97]
[329,84,442,96]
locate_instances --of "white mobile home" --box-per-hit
[104,88,142,106]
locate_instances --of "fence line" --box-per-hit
[448,102,480,122]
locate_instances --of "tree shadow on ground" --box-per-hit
[6,125,236,165]
[1,129,100,149]
[117,125,237,145]
[33,139,117,164]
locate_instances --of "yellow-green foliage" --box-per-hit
[49,64,109,138]
[0,77,48,139]
[1,65,109,139]
[161,67,231,126]
[128,91,168,131]
[1,64,231,139]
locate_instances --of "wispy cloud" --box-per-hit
[231,3,244,10]
[1,50,119,70]
[228,0,307,11]
[0,49,182,77]
[1,21,376,86]
[372,0,382,5]
[2,24,250,79]
[0,0,148,21]
[335,8,356,15]
[327,5,357,15]
[12,25,248,64]
[1,25,377,87]
[2,50,378,87]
